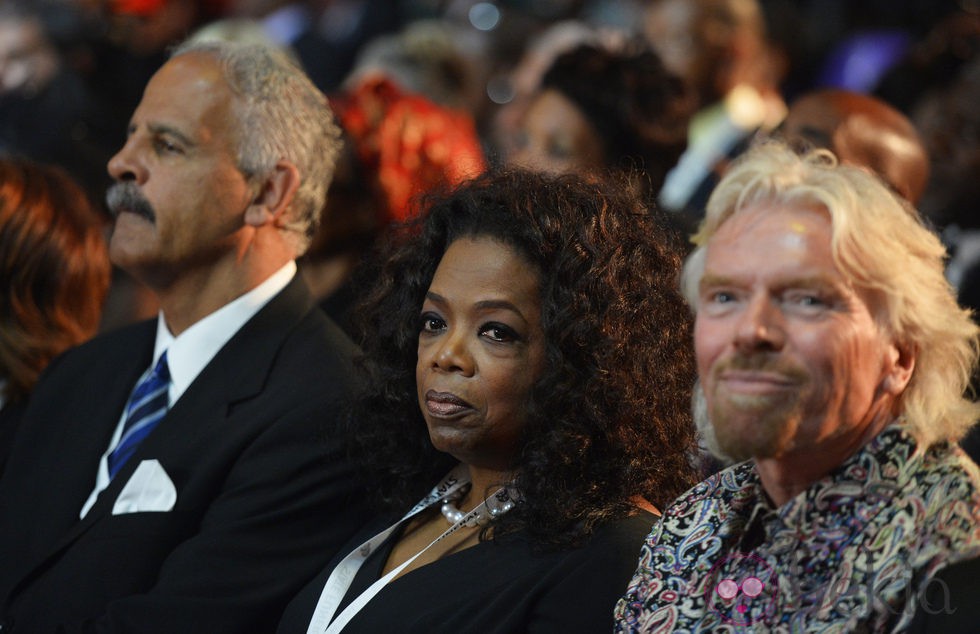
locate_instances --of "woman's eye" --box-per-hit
[419,313,446,333]
[480,323,519,343]
[709,291,735,304]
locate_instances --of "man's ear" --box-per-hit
[244,160,301,228]
[882,341,916,397]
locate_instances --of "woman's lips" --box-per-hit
[424,390,473,417]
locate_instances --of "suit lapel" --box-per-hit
[1,322,155,599]
[76,275,316,511]
[29,323,155,535]
[183,274,315,414]
[11,278,316,586]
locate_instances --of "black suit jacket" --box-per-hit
[0,400,27,480]
[0,275,370,633]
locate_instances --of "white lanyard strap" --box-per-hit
[307,465,516,633]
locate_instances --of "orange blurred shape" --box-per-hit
[110,0,167,17]
[331,77,487,223]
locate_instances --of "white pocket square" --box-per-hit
[112,459,177,515]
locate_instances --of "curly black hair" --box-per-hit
[541,40,695,197]
[348,168,697,548]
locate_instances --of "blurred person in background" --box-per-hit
[502,40,695,226]
[912,54,980,464]
[488,19,617,162]
[0,157,110,475]
[0,0,119,200]
[220,0,408,92]
[874,3,979,114]
[93,0,215,114]
[913,56,980,298]
[643,0,787,222]
[303,73,486,332]
[778,88,930,204]
[340,18,485,114]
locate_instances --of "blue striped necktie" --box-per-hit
[108,351,171,479]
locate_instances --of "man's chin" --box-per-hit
[108,236,151,272]
[711,405,799,463]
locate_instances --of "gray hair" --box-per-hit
[683,140,980,448]
[171,39,342,255]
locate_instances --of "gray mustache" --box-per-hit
[106,183,155,223]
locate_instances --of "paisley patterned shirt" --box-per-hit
[614,424,980,633]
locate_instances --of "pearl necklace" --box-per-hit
[439,484,516,526]
[439,486,470,525]
[440,498,468,524]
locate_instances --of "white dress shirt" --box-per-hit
[80,261,297,518]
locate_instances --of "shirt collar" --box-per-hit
[747,422,919,550]
[152,261,296,402]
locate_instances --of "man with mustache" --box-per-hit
[615,141,980,632]
[0,40,368,632]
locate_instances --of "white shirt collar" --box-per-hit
[152,260,297,403]
[79,261,297,519]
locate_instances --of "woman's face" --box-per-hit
[506,88,606,175]
[416,236,546,471]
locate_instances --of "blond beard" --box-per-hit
[695,380,803,463]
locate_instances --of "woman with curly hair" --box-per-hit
[278,168,697,633]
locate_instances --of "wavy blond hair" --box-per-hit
[682,140,980,447]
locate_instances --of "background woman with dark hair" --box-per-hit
[501,41,695,203]
[0,157,110,473]
[278,168,697,633]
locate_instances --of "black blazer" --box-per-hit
[0,275,370,633]
[0,400,27,480]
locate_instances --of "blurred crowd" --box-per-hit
[1,2,979,630]
[1,0,979,328]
